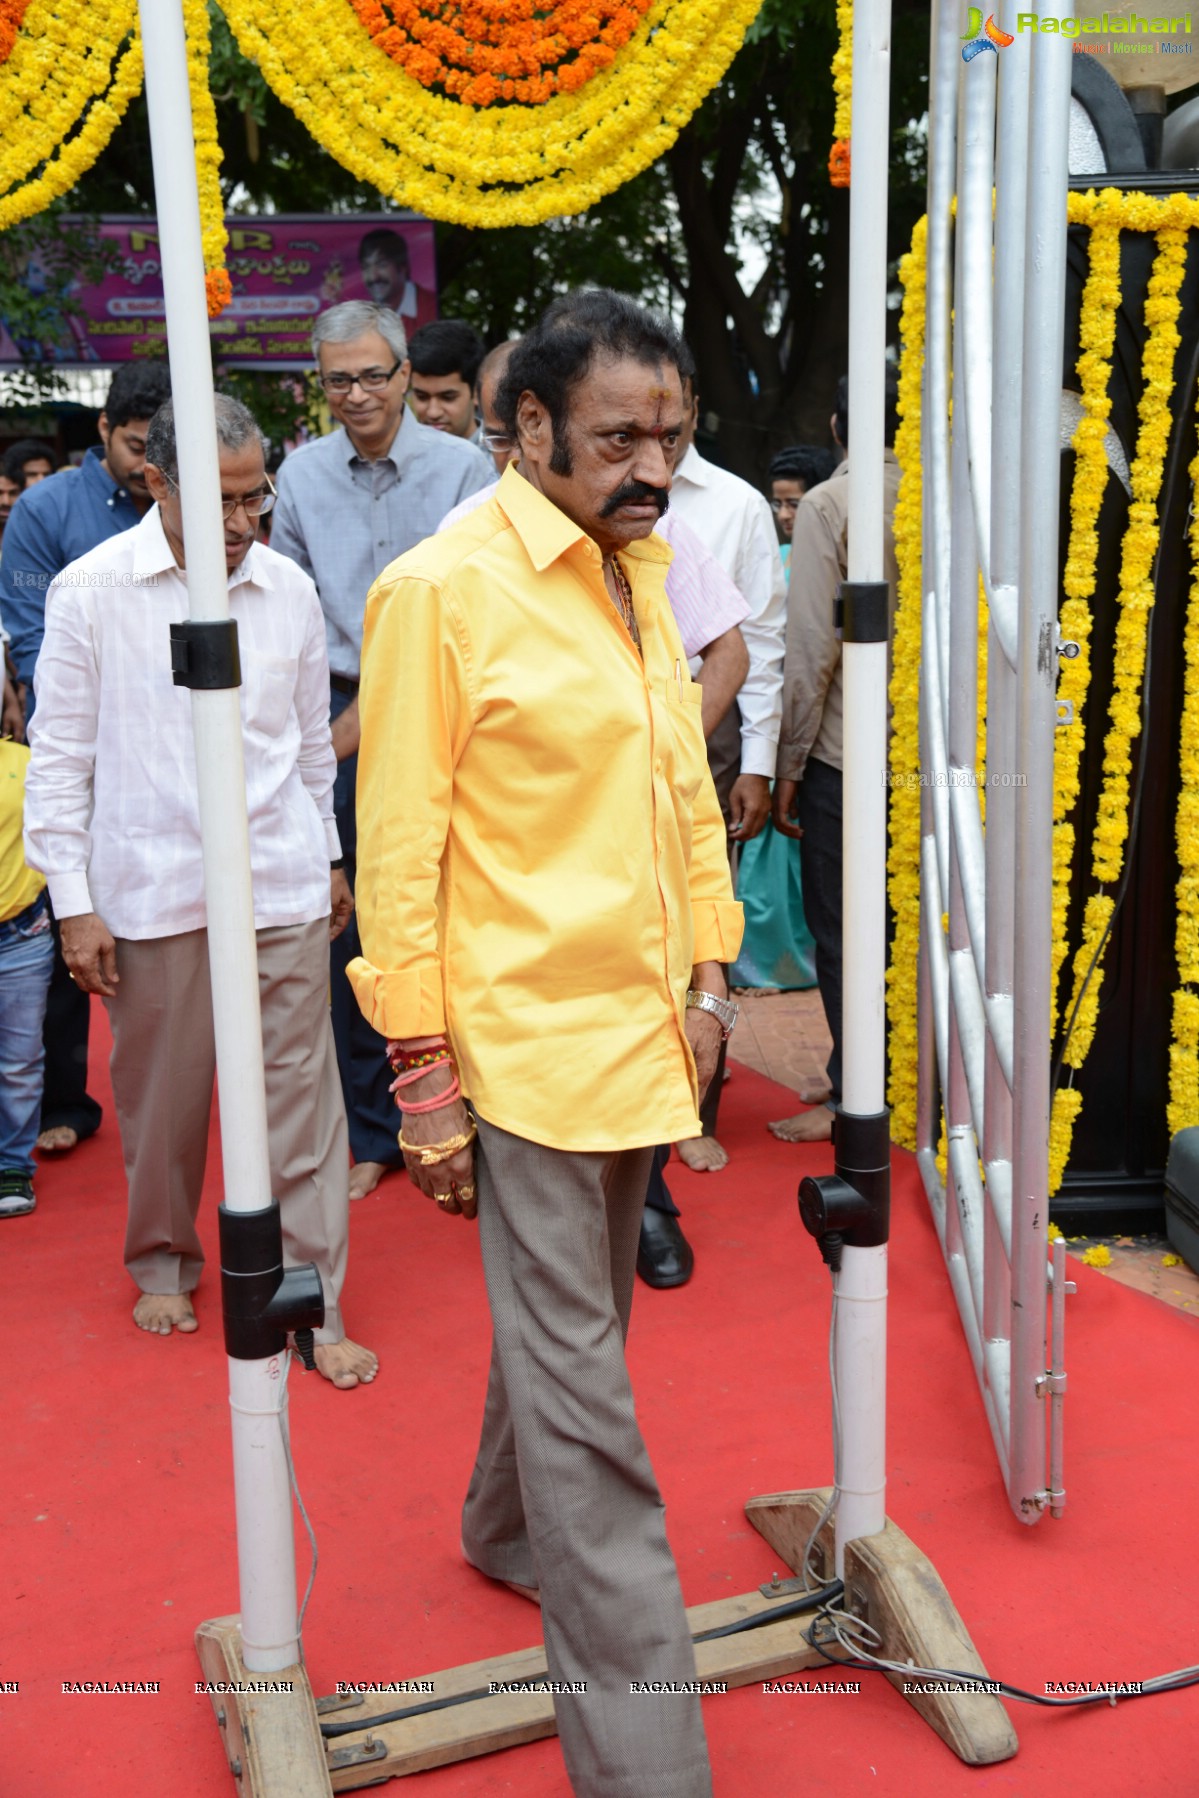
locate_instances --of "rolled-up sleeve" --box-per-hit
[23,580,99,918]
[684,715,745,966]
[346,572,474,1039]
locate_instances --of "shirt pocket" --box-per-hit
[244,653,299,738]
[661,676,706,804]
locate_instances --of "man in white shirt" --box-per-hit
[25,396,377,1391]
[663,358,786,1173]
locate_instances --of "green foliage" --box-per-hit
[0,205,123,403]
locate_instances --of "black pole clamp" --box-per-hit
[218,1202,325,1363]
[798,1107,891,1272]
[839,581,890,644]
[170,618,241,689]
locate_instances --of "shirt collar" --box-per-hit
[495,464,671,574]
[83,443,133,510]
[342,405,421,475]
[129,504,271,590]
[674,443,708,487]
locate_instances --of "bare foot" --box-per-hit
[798,1079,832,1106]
[313,1337,379,1389]
[676,1135,729,1172]
[133,1292,198,1335]
[768,1109,834,1143]
[348,1160,389,1200]
[36,1125,79,1154]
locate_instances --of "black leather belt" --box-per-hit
[330,672,360,697]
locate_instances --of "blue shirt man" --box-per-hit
[2,364,173,699]
[0,359,172,1157]
[270,301,492,1199]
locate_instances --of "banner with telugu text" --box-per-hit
[0,213,437,369]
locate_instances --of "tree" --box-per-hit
[49,0,931,476]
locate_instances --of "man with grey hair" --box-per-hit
[272,301,492,1200]
[24,396,378,1390]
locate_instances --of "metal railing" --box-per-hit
[914,2,1072,1525]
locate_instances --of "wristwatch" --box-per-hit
[685,988,740,1040]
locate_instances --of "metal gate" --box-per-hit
[913,4,1072,1524]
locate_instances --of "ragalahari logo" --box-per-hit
[962,8,1017,56]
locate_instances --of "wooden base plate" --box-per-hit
[746,1489,1019,1766]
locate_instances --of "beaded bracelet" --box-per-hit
[389,1056,452,1094]
[387,1040,451,1073]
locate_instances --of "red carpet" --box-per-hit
[4,1003,1198,1796]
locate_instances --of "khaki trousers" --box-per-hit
[106,918,350,1343]
[462,1116,713,1798]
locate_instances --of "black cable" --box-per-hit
[1050,564,1155,1096]
[321,1581,846,1738]
[691,1581,844,1644]
[804,1608,1199,1709]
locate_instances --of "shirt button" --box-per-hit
[377,540,385,547]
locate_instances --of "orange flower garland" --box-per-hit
[350,0,654,106]
[0,0,31,65]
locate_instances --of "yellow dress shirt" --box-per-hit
[348,462,744,1153]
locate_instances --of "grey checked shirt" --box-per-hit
[272,411,494,680]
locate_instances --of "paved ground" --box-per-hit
[729,987,1199,1320]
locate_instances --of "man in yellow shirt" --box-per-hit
[0,737,54,1217]
[349,292,742,1797]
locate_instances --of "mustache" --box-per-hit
[599,480,669,519]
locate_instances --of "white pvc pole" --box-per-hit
[835,0,892,1573]
[138,0,300,1670]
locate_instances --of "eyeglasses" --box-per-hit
[319,359,403,396]
[770,496,801,514]
[163,474,277,520]
[481,430,515,453]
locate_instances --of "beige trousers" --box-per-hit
[461,1117,713,1798]
[106,918,350,1343]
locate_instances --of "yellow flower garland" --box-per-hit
[886,214,926,1148]
[1167,389,1199,1138]
[0,0,142,231]
[219,0,763,226]
[183,0,230,316]
[890,190,1199,1193]
[829,0,851,187]
[1052,208,1187,1186]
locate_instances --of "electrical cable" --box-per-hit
[273,1349,319,1643]
[1050,580,1154,1097]
[803,1268,1199,1714]
[802,1602,1199,1708]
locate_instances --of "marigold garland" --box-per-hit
[349,0,656,108]
[182,0,230,318]
[829,0,851,187]
[885,213,926,1148]
[891,191,1199,1195]
[1167,387,1199,1138]
[0,0,142,232]
[0,0,31,65]
[221,0,763,226]
[1051,210,1187,1188]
